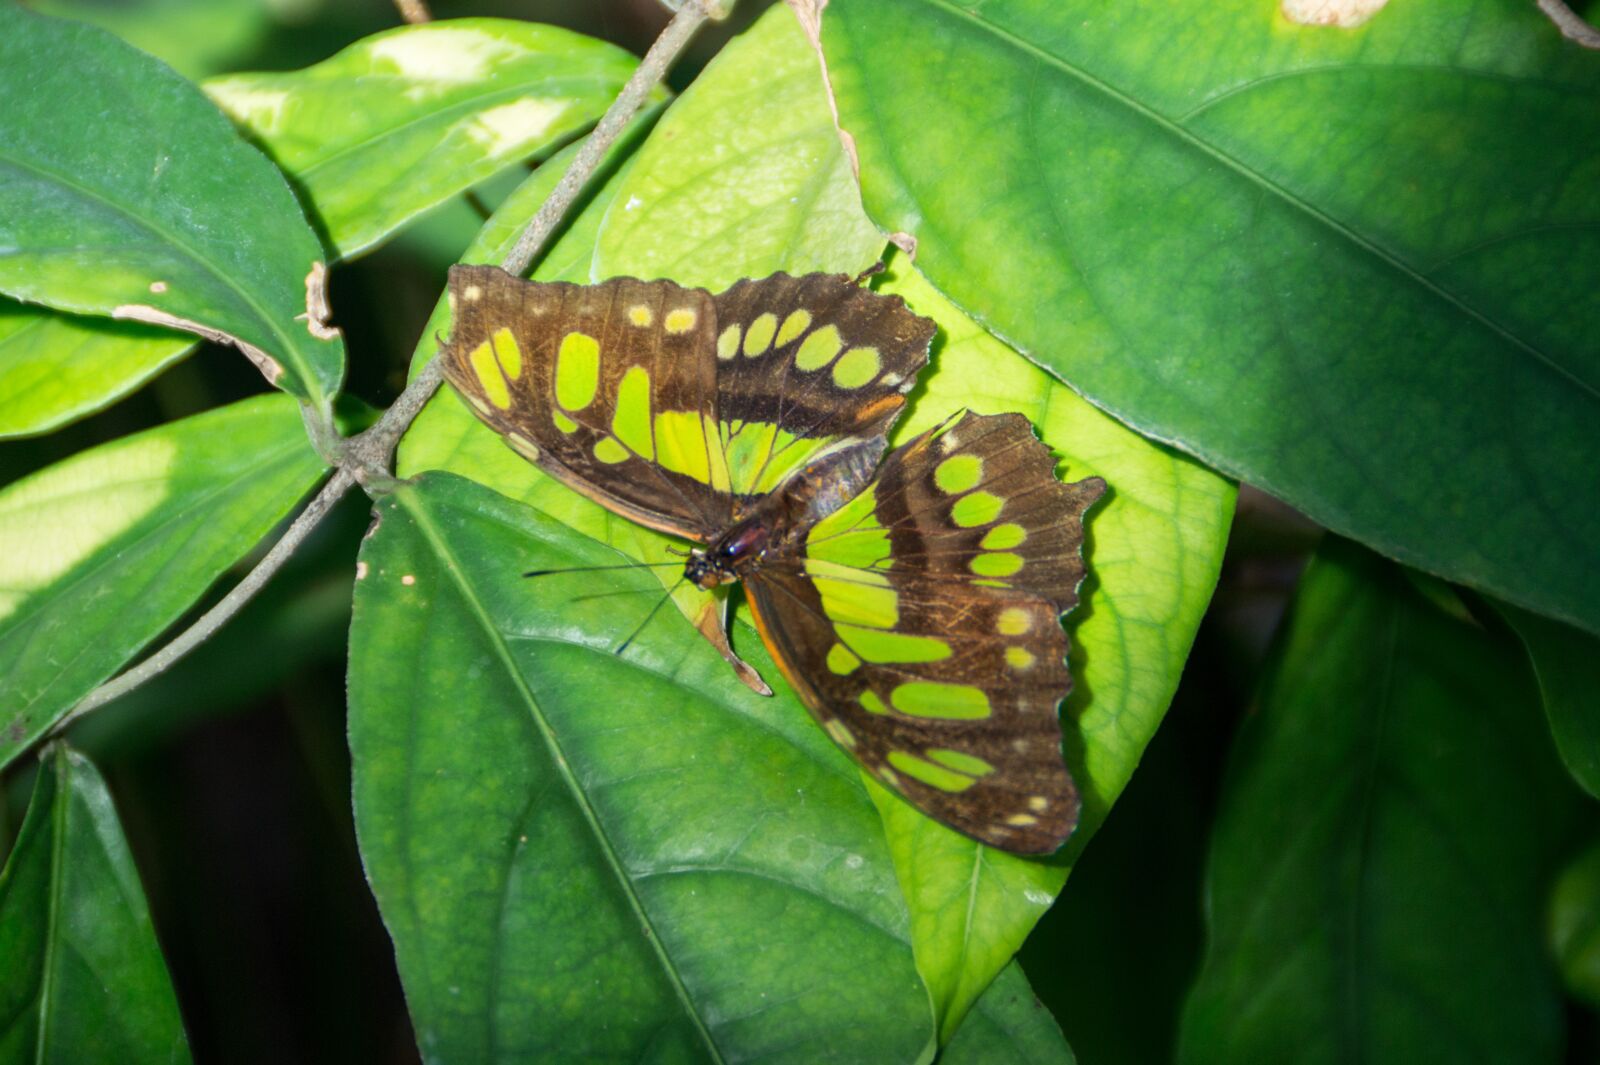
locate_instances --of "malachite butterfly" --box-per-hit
[441,264,1105,854]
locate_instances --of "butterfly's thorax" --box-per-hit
[688,437,886,590]
[685,519,769,589]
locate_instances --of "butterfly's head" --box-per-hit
[685,519,770,590]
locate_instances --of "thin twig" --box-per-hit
[394,0,431,24]
[46,2,721,738]
[1538,0,1600,47]
[49,469,356,735]
[501,1,715,275]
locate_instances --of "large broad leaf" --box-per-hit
[0,394,327,770]
[0,744,191,1064]
[397,4,1231,1044]
[0,302,191,439]
[349,473,937,1064]
[1499,603,1600,800]
[0,5,345,407]
[206,19,645,260]
[1180,539,1583,1063]
[862,264,1232,1042]
[819,0,1600,637]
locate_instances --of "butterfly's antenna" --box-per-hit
[524,560,683,578]
[852,260,887,286]
[614,577,686,658]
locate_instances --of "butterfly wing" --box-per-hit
[744,410,1106,853]
[442,264,732,541]
[712,273,935,504]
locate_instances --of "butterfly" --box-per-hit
[440,264,1105,853]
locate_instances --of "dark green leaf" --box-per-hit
[206,19,646,260]
[1180,539,1582,1063]
[820,0,1600,636]
[1550,837,1600,1009]
[349,473,933,1064]
[1499,602,1600,799]
[0,744,191,1064]
[0,300,191,439]
[0,5,345,406]
[0,395,327,770]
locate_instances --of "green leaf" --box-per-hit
[0,395,327,770]
[1498,602,1600,800]
[1549,837,1600,1009]
[0,5,345,407]
[941,963,1075,1065]
[349,473,934,1064]
[0,300,192,439]
[820,0,1600,636]
[861,264,1233,1042]
[0,744,191,1064]
[400,6,1232,1044]
[206,19,646,260]
[1180,539,1582,1064]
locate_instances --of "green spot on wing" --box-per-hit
[951,491,1003,528]
[934,454,982,494]
[555,332,599,411]
[887,750,979,793]
[611,366,653,459]
[970,552,1023,577]
[832,346,880,389]
[890,681,991,719]
[794,324,843,370]
[838,624,951,664]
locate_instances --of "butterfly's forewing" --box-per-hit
[443,264,732,540]
[746,411,1105,853]
[712,274,935,504]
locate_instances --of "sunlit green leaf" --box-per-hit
[0,300,192,439]
[207,19,646,260]
[350,473,935,1064]
[0,395,327,769]
[1180,539,1582,1063]
[397,6,1232,1044]
[0,5,344,407]
[0,744,191,1064]
[821,0,1600,636]
[857,263,1232,1041]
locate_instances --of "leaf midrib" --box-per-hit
[398,489,729,1065]
[891,0,1600,405]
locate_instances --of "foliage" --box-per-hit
[0,0,1595,1061]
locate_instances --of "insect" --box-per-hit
[441,264,1104,853]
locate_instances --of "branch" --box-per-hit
[1539,0,1600,47]
[394,0,431,24]
[49,468,356,736]
[49,0,722,738]
[501,1,717,275]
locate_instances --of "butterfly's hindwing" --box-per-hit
[443,264,731,540]
[746,411,1105,852]
[712,273,935,501]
